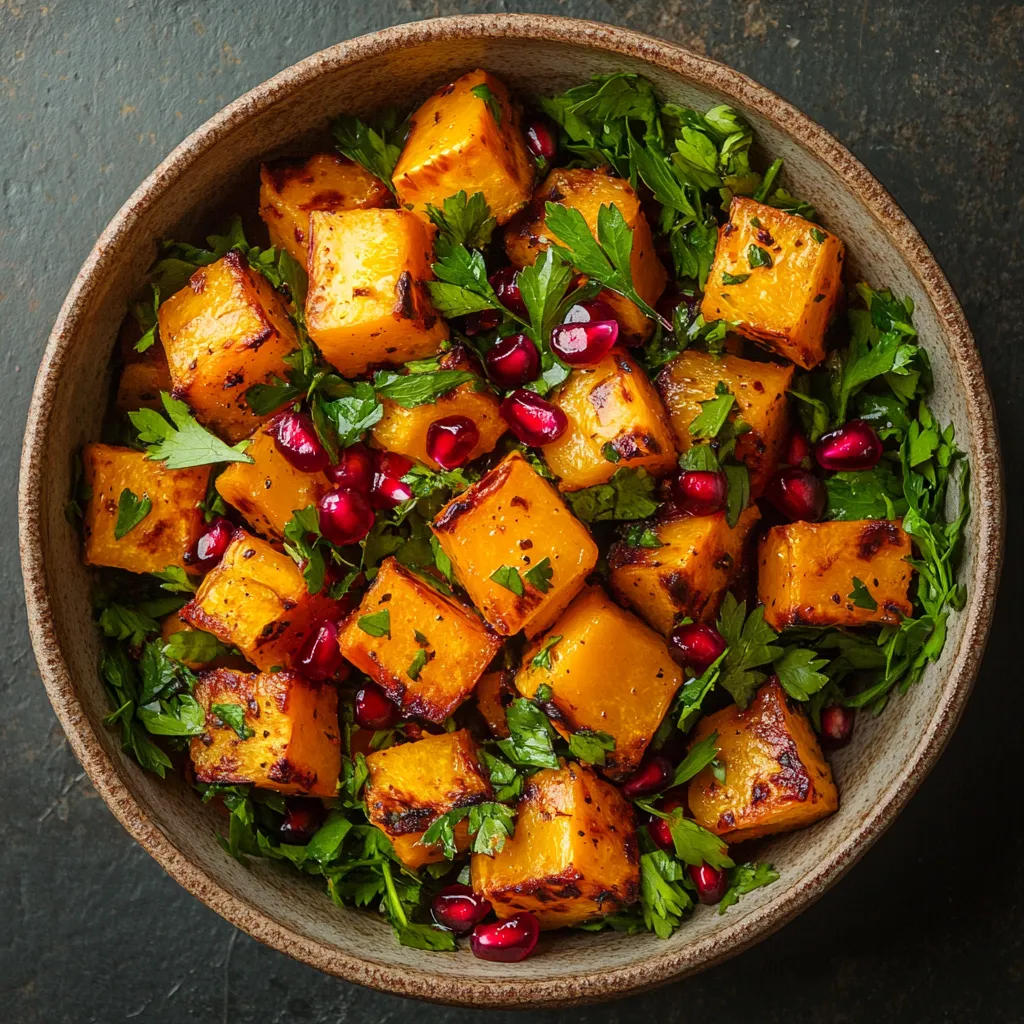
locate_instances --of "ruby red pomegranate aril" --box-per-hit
[668,622,727,674]
[765,467,827,522]
[279,798,326,845]
[189,516,234,571]
[550,318,619,365]
[470,912,540,963]
[272,411,330,473]
[819,704,856,749]
[500,389,568,445]
[426,415,479,469]
[672,470,727,516]
[562,298,618,325]
[815,419,883,472]
[369,451,414,508]
[648,796,686,854]
[431,884,493,935]
[525,118,557,162]
[296,620,346,682]
[620,755,673,799]
[354,682,399,731]
[489,266,528,319]
[689,862,729,905]
[325,442,374,492]
[317,487,375,546]
[785,429,813,469]
[485,334,540,388]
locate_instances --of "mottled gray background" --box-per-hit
[3,1,1021,1021]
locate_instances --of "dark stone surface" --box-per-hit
[2,1,1021,1020]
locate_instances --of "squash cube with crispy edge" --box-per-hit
[475,669,515,739]
[190,668,340,797]
[701,197,845,370]
[215,425,330,540]
[338,557,503,724]
[542,351,677,491]
[504,167,667,342]
[472,762,639,929]
[515,586,683,781]
[431,452,598,638]
[259,153,390,265]
[158,251,298,444]
[687,678,838,842]
[364,729,493,870]
[181,528,345,672]
[758,518,913,631]
[305,209,448,378]
[370,346,506,469]
[657,348,794,497]
[82,443,209,576]
[393,69,534,226]
[609,506,762,635]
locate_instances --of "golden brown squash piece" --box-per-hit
[472,762,639,929]
[515,585,683,780]
[758,519,913,630]
[504,167,667,342]
[687,679,838,842]
[160,613,251,672]
[158,252,298,443]
[701,197,845,370]
[364,729,493,870]
[338,557,503,724]
[115,345,173,413]
[305,209,448,378]
[181,528,345,672]
[657,348,794,497]
[542,351,678,491]
[609,505,761,635]
[190,668,340,797]
[81,443,209,575]
[431,452,598,638]
[474,669,515,739]
[393,69,534,226]
[259,153,390,264]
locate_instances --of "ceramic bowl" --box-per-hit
[19,14,1003,1008]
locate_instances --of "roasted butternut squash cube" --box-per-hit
[259,153,390,264]
[158,251,298,443]
[305,209,447,377]
[215,426,330,540]
[393,69,534,226]
[609,505,761,635]
[542,351,677,491]
[160,613,250,672]
[657,348,793,497]
[472,762,639,928]
[431,452,598,638]
[81,443,208,575]
[701,197,845,370]
[364,729,492,870]
[181,528,345,671]
[758,519,913,630]
[115,348,172,413]
[190,668,340,797]
[687,679,838,841]
[505,167,667,342]
[515,586,683,780]
[475,669,515,739]
[338,557,503,723]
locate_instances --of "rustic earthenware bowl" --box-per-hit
[19,13,1003,1007]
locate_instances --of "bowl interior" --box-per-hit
[20,16,1000,1007]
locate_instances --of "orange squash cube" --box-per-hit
[687,679,838,842]
[160,613,250,672]
[190,668,340,797]
[471,762,639,928]
[475,669,515,739]
[305,209,448,378]
[701,197,845,370]
[393,69,534,226]
[115,348,172,413]
[431,452,598,638]
[81,443,209,575]
[259,153,390,264]
[758,519,913,630]
[364,729,492,870]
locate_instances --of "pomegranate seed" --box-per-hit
[562,298,618,325]
[463,308,501,336]
[426,416,480,469]
[297,620,347,681]
[819,704,855,749]
[815,419,883,472]
[325,443,374,492]
[470,912,540,963]
[500,390,568,446]
[621,755,673,799]
[550,319,619,365]
[485,334,540,389]
[489,266,528,319]
[370,451,414,509]
[765,467,827,522]
[317,487,374,546]
[672,470,727,516]
[431,884,493,935]
[525,118,557,162]
[189,517,234,571]
[279,798,326,844]
[354,682,399,730]
[668,623,727,674]
[272,411,330,473]
[648,796,686,853]
[689,863,729,905]
[785,429,813,469]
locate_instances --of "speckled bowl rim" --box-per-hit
[19,13,1004,1008]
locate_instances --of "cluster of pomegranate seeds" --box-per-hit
[765,467,827,523]
[485,334,540,388]
[279,798,326,845]
[524,117,557,162]
[426,415,479,469]
[431,885,493,935]
[272,411,330,473]
[647,796,686,854]
[325,442,374,491]
[470,912,540,963]
[620,755,673,799]
[672,469,727,516]
[489,266,528,319]
[668,622,727,674]
[296,620,346,681]
[354,682,399,730]
[500,389,568,445]
[815,419,882,471]
[819,704,856,749]
[370,451,414,508]
[689,863,729,905]
[550,319,619,365]
[189,516,234,571]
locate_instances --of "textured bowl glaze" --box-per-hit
[19,14,1004,1008]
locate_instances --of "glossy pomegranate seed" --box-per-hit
[819,704,856,749]
[621,755,673,799]
[325,443,374,492]
[785,429,813,469]
[463,308,501,336]
[189,517,234,571]
[426,416,479,469]
[485,334,540,388]
[431,884,493,935]
[672,470,727,516]
[525,118,557,161]
[370,451,414,508]
[648,796,686,853]
[815,419,883,472]
[562,298,618,325]
[470,912,540,963]
[668,622,727,674]
[272,411,330,473]
[550,319,619,365]
[317,487,374,546]
[689,863,729,905]
[354,682,399,730]
[500,390,568,446]
[765,467,827,522]
[296,620,347,681]
[279,798,326,845]
[489,266,528,319]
